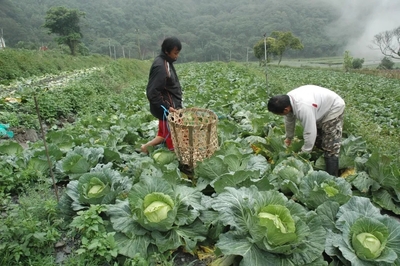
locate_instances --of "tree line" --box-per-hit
[0,0,398,62]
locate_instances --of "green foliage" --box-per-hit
[15,41,38,50]
[5,0,346,59]
[107,175,209,259]
[0,49,110,85]
[1,56,143,128]
[378,57,395,70]
[296,171,352,210]
[352,58,365,69]
[323,197,400,265]
[253,37,276,63]
[269,31,304,64]
[253,32,303,65]
[343,51,364,70]
[1,59,400,265]
[0,186,61,265]
[151,149,177,166]
[212,187,327,265]
[43,7,85,56]
[269,156,313,194]
[194,141,272,193]
[0,141,52,195]
[343,50,353,71]
[70,205,118,263]
[55,146,104,180]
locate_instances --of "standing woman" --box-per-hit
[141,37,183,153]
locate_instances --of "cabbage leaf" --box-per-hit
[107,175,209,259]
[296,170,352,210]
[211,186,326,265]
[325,196,400,265]
[60,163,132,214]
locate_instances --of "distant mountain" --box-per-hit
[0,0,364,61]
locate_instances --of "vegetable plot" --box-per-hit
[1,61,400,265]
[321,197,400,265]
[212,187,327,265]
[106,175,211,259]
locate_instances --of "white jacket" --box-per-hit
[285,85,345,152]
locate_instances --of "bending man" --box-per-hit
[267,85,345,176]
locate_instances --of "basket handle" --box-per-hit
[161,105,169,114]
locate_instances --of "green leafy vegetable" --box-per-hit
[85,177,110,199]
[269,156,313,194]
[258,205,297,246]
[296,171,352,210]
[143,193,174,223]
[211,186,326,265]
[59,164,132,214]
[107,175,209,259]
[325,196,400,265]
[151,148,177,165]
[55,146,104,180]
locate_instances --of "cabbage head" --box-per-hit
[324,196,400,265]
[296,171,352,210]
[152,149,177,165]
[107,175,209,260]
[212,187,327,265]
[143,192,175,223]
[351,217,388,260]
[63,165,131,208]
[84,177,110,199]
[270,157,313,194]
[258,205,297,246]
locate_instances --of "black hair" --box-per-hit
[161,37,182,53]
[267,95,291,114]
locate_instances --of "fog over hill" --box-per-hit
[324,0,400,60]
[1,0,399,61]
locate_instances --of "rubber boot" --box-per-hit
[325,156,339,177]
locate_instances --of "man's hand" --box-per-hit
[284,138,292,146]
[169,107,177,113]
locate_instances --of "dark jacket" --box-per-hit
[146,51,182,120]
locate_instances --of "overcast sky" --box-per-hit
[324,0,400,60]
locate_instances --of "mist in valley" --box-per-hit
[324,0,400,60]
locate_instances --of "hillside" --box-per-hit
[0,0,350,60]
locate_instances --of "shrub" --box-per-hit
[378,57,395,70]
[343,51,353,71]
[352,58,364,69]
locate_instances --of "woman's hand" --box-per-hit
[169,107,177,112]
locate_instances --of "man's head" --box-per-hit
[161,37,182,61]
[267,95,292,115]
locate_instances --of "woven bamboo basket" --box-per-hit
[167,108,218,169]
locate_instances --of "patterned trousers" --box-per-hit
[315,113,344,158]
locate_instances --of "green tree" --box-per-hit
[270,31,304,65]
[343,50,353,72]
[253,37,276,65]
[352,58,364,69]
[342,51,364,70]
[43,7,85,56]
[378,57,395,70]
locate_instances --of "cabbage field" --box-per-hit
[1,59,400,266]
